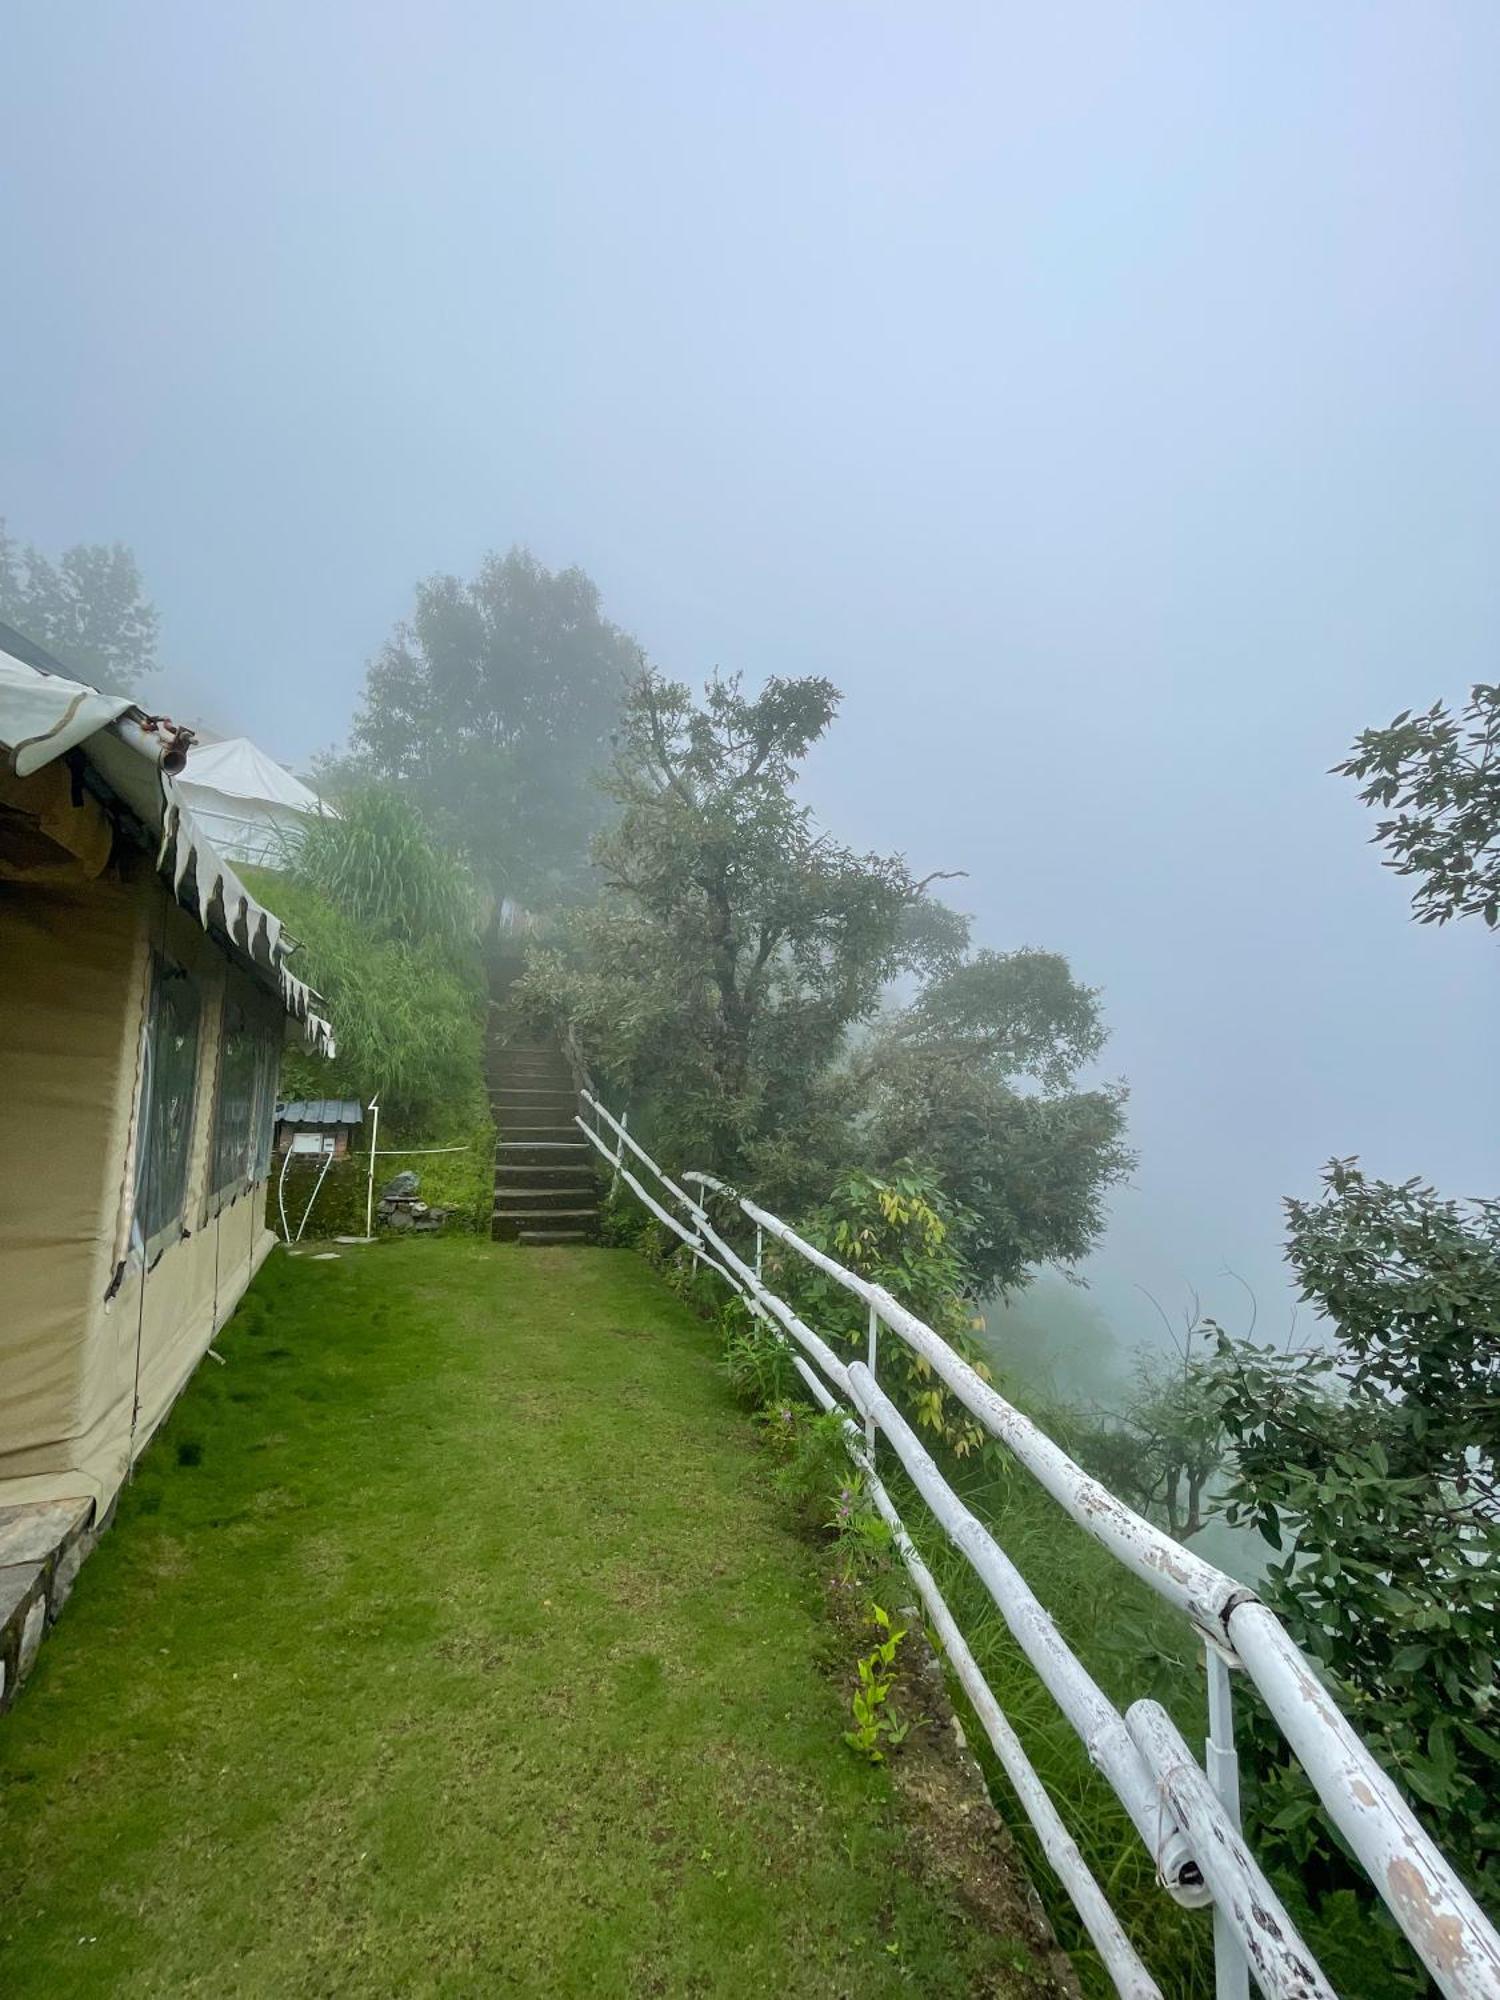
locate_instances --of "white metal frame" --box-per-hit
[574,1088,1500,2000]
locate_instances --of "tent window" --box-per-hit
[250,1029,279,1183]
[211,1000,282,1201]
[210,1001,258,1195]
[136,953,203,1254]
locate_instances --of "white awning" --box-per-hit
[0,651,136,777]
[0,646,334,1054]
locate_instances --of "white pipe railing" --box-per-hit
[578,1089,1500,2000]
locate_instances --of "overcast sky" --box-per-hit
[5,3,1496,1356]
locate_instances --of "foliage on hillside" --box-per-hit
[856,949,1132,1293]
[1213,1161,1500,1946]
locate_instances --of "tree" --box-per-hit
[334,546,637,908]
[1073,1341,1226,1541]
[1337,684,1500,928]
[857,949,1133,1293]
[0,519,159,694]
[519,669,964,1194]
[1212,1161,1500,1921]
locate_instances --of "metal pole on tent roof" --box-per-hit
[365,1097,380,1239]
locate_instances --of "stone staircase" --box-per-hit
[487,964,599,1245]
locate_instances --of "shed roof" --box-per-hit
[277,1099,364,1126]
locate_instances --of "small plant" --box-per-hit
[722,1301,799,1409]
[828,1482,897,1582]
[765,1408,853,1525]
[844,1604,914,1763]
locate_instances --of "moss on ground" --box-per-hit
[0,1242,1053,1999]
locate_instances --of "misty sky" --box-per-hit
[5,4,1496,1355]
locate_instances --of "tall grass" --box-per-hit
[244,788,488,1134]
[291,784,483,959]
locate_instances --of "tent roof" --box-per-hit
[0,642,334,1055]
[177,737,324,812]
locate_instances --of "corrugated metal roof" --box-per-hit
[276,1099,363,1126]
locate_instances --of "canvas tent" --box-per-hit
[171,734,331,865]
[0,633,333,1522]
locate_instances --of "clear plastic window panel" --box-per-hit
[210,999,260,1193]
[136,954,202,1249]
[249,1025,281,1183]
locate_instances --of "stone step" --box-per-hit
[492,1208,599,1242]
[492,1184,594,1212]
[496,1141,591,1169]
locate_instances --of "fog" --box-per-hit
[5,4,1495,1366]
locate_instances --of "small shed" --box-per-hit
[275,1099,363,1158]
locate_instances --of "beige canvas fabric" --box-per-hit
[0,855,279,1512]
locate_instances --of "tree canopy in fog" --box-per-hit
[337,547,637,907]
[522,669,958,1187]
[0,519,158,695]
[521,667,1130,1282]
[859,949,1132,1292]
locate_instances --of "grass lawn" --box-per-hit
[0,1241,1054,1998]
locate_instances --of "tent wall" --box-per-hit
[0,856,280,1511]
[0,860,147,1499]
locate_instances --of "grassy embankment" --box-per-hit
[0,1241,1055,2000]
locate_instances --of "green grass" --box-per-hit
[0,1242,1048,1999]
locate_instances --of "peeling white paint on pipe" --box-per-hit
[1126,1702,1337,2000]
[845,1363,1206,1907]
[729,1192,1248,1642]
[772,1346,1164,1997]
[1226,1603,1500,2000]
[854,1447,1166,1995]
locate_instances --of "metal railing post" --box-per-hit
[1205,1644,1249,2000]
[865,1302,879,1453]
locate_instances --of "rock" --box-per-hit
[17,1595,46,1682]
